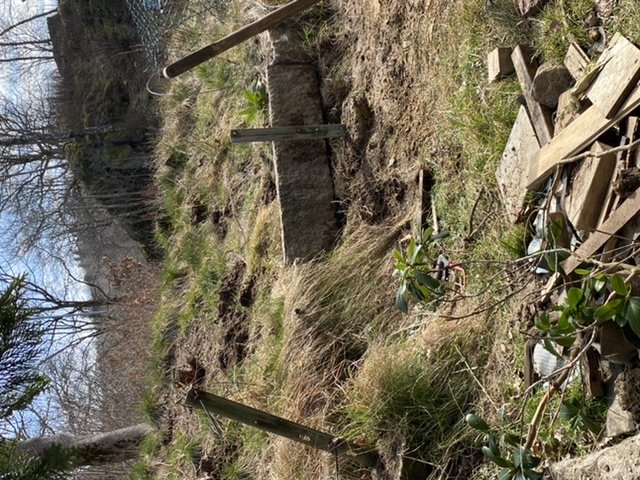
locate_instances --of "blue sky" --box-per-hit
[0,0,98,439]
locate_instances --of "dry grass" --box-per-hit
[137,0,640,479]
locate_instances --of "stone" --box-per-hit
[547,433,640,479]
[532,62,574,109]
[267,63,338,263]
[555,90,582,133]
[517,0,551,17]
[606,391,636,438]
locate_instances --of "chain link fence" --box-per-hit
[125,0,232,69]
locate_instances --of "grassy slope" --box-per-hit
[134,1,640,479]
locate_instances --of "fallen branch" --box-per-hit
[559,138,640,165]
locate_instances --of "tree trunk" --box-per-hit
[547,433,640,479]
[17,423,153,467]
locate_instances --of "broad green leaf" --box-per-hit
[503,433,521,447]
[610,274,628,297]
[625,297,640,337]
[422,227,434,243]
[535,312,551,331]
[566,288,583,308]
[575,268,592,276]
[524,470,543,480]
[499,468,514,480]
[580,415,602,435]
[407,239,417,264]
[408,281,426,302]
[415,271,440,291]
[392,249,404,263]
[545,253,563,274]
[482,446,513,468]
[465,413,489,432]
[394,262,408,274]
[595,299,624,321]
[560,399,580,422]
[543,339,563,358]
[557,309,570,329]
[549,216,565,239]
[395,289,408,314]
[554,335,576,348]
[512,447,524,468]
[513,447,540,470]
[594,277,607,292]
[488,434,500,455]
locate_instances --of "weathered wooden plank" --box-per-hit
[496,105,540,222]
[488,47,514,83]
[268,64,338,263]
[563,186,640,275]
[597,136,628,229]
[566,142,616,231]
[587,33,640,119]
[625,116,640,167]
[230,124,346,143]
[511,45,554,145]
[527,83,640,190]
[186,389,379,468]
[563,42,590,80]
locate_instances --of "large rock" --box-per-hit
[518,0,552,16]
[533,63,574,109]
[547,433,640,479]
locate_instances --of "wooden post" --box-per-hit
[186,388,379,469]
[163,0,322,78]
[230,124,346,143]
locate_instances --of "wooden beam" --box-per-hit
[625,116,640,168]
[511,45,554,145]
[586,33,640,119]
[230,124,346,143]
[163,0,322,78]
[566,142,616,231]
[496,105,540,222]
[488,47,514,83]
[563,42,590,80]
[562,187,640,275]
[186,388,379,469]
[527,84,640,190]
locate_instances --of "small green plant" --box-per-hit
[535,271,640,348]
[238,79,267,126]
[465,413,542,480]
[392,227,445,313]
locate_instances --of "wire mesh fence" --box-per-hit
[125,0,232,69]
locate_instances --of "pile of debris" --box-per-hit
[494,32,640,442]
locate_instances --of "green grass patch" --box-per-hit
[339,337,479,467]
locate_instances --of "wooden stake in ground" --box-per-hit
[163,0,322,78]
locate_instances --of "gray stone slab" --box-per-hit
[267,63,338,263]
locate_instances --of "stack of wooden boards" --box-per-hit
[495,33,640,273]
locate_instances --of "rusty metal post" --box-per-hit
[186,388,379,469]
